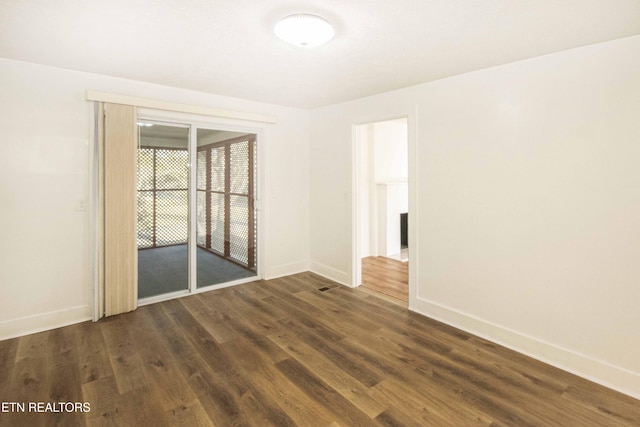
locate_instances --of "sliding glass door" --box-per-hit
[196,130,257,288]
[136,122,258,300]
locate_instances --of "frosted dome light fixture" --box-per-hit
[274,14,335,48]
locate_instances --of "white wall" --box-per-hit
[373,119,408,183]
[0,59,310,339]
[309,35,640,398]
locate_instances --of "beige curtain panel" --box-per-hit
[98,102,138,318]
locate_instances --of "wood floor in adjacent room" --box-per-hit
[1,273,639,426]
[361,256,408,303]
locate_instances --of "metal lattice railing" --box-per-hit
[229,195,249,263]
[137,147,189,248]
[196,135,257,270]
[138,137,256,270]
[229,141,249,263]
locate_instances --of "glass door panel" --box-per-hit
[196,129,257,288]
[137,123,190,299]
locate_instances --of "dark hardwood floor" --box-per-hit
[1,272,639,426]
[361,256,408,303]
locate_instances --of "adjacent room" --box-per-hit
[355,118,410,303]
[1,0,640,425]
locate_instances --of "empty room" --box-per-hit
[1,1,639,425]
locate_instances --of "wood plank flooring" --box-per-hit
[361,256,408,303]
[1,272,639,426]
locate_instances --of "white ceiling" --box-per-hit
[1,0,639,108]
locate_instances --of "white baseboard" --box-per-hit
[0,305,91,341]
[310,261,351,286]
[410,297,640,400]
[265,260,309,280]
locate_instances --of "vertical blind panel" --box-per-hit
[104,103,138,317]
[97,103,105,320]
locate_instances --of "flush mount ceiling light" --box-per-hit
[274,14,335,48]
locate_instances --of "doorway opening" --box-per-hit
[137,121,258,301]
[353,118,409,303]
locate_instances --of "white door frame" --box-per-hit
[351,112,417,308]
